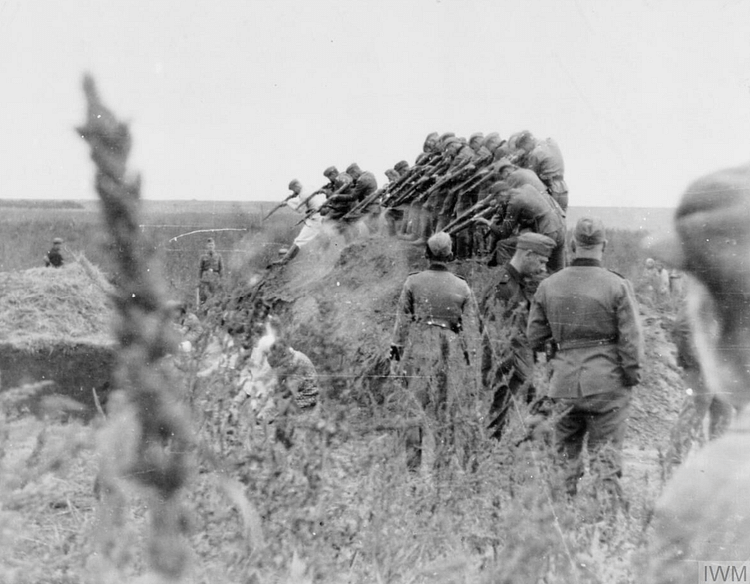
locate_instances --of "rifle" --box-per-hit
[412,159,476,205]
[295,181,350,226]
[340,185,385,221]
[388,156,454,207]
[446,159,500,199]
[263,191,299,221]
[442,192,499,234]
[445,206,495,235]
[381,150,446,206]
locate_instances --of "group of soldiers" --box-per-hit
[272,129,568,269]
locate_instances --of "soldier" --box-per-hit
[415,132,440,165]
[643,161,750,583]
[198,238,223,305]
[475,183,566,272]
[271,179,328,267]
[480,232,556,439]
[390,232,478,471]
[321,166,339,194]
[44,237,65,268]
[346,163,378,203]
[515,130,569,213]
[527,217,643,509]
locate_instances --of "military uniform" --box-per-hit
[525,138,568,212]
[527,256,643,501]
[480,263,536,438]
[490,184,566,272]
[44,238,64,268]
[198,251,223,304]
[392,262,476,471]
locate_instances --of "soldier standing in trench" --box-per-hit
[480,232,556,439]
[390,232,478,472]
[527,217,643,511]
[198,237,223,305]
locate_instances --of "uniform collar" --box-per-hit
[428,262,449,271]
[571,258,602,267]
[505,263,523,282]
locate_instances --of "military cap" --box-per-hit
[469,132,484,145]
[52,237,64,244]
[288,178,300,190]
[439,132,456,144]
[394,160,410,173]
[649,161,750,285]
[573,217,606,247]
[427,232,453,260]
[442,137,461,150]
[514,130,535,148]
[346,163,361,175]
[483,132,501,151]
[324,166,338,178]
[516,232,556,257]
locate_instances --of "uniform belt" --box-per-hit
[557,337,617,351]
[418,320,461,334]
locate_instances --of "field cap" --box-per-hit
[346,163,361,175]
[288,178,300,190]
[394,160,410,173]
[52,237,64,244]
[427,232,453,260]
[648,162,750,287]
[517,232,556,257]
[573,217,606,247]
[324,166,338,178]
[483,132,501,150]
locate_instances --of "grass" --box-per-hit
[0,208,689,583]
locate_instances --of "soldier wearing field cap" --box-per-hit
[44,237,65,268]
[480,232,556,438]
[390,231,478,471]
[527,217,643,509]
[643,162,750,583]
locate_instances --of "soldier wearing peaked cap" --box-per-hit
[390,232,479,472]
[643,161,750,583]
[480,232,556,439]
[527,217,643,510]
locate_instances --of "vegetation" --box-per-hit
[0,212,691,583]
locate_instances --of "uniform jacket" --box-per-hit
[492,184,564,242]
[527,258,644,397]
[527,138,565,183]
[506,168,547,195]
[392,263,473,347]
[351,171,378,202]
[480,263,535,381]
[199,252,223,281]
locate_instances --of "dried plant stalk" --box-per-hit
[77,74,192,581]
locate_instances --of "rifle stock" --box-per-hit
[262,192,297,221]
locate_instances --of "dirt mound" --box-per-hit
[0,262,116,416]
[259,234,686,450]
[0,262,114,350]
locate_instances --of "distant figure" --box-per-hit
[198,238,223,304]
[44,237,64,268]
[271,179,327,267]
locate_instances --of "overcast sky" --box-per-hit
[2,0,749,208]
